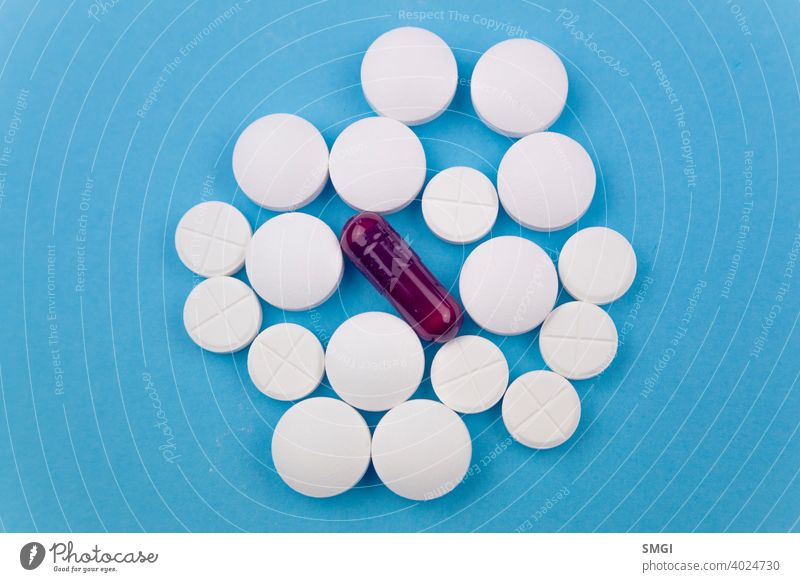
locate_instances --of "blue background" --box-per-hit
[1,0,799,533]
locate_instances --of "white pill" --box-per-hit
[329,117,426,214]
[431,335,509,413]
[361,27,457,126]
[174,201,251,277]
[502,370,580,449]
[497,132,595,232]
[421,166,499,244]
[232,113,329,211]
[539,301,618,380]
[558,227,637,305]
[183,276,262,353]
[247,323,324,401]
[470,38,568,138]
[272,397,371,498]
[245,212,343,311]
[325,312,424,412]
[459,236,558,335]
[371,399,471,500]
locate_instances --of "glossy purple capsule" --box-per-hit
[340,212,463,343]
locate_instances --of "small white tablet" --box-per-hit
[558,227,637,304]
[272,397,371,498]
[175,201,252,277]
[539,301,618,380]
[502,370,580,449]
[459,236,558,335]
[329,117,426,214]
[232,113,329,211]
[361,27,457,126]
[431,335,509,413]
[421,166,499,244]
[497,132,595,232]
[325,312,424,412]
[183,276,262,353]
[371,399,472,500]
[470,38,568,138]
[247,323,324,401]
[245,212,343,311]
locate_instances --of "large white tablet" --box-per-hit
[245,212,343,311]
[329,117,426,214]
[431,335,509,413]
[421,166,499,244]
[371,399,472,500]
[470,38,568,137]
[232,113,329,211]
[361,27,457,126]
[325,312,424,412]
[558,227,637,304]
[272,397,371,498]
[175,201,251,277]
[183,276,262,353]
[247,323,324,401]
[539,301,618,380]
[497,132,595,232]
[502,370,581,449]
[459,236,558,335]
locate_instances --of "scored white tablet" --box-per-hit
[272,397,371,498]
[502,370,581,449]
[361,27,458,126]
[421,166,499,244]
[247,323,325,401]
[558,226,637,304]
[539,301,618,380]
[431,335,509,413]
[471,38,568,138]
[459,236,558,335]
[325,312,424,412]
[175,201,252,277]
[183,276,262,353]
[371,399,472,501]
[329,117,426,214]
[497,132,595,232]
[245,212,343,311]
[232,113,329,211]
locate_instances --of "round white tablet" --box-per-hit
[245,212,343,311]
[175,201,252,277]
[371,399,471,500]
[558,227,637,304]
[459,236,558,335]
[502,370,580,449]
[183,276,262,353]
[431,335,509,413]
[539,301,618,380]
[272,397,371,498]
[329,117,426,214]
[247,323,324,401]
[325,312,424,412]
[497,132,596,232]
[361,27,457,126]
[232,113,329,211]
[421,167,499,244]
[470,38,568,138]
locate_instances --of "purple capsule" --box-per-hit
[340,212,463,343]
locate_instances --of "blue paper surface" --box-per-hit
[0,0,798,532]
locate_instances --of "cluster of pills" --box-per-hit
[175,27,637,501]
